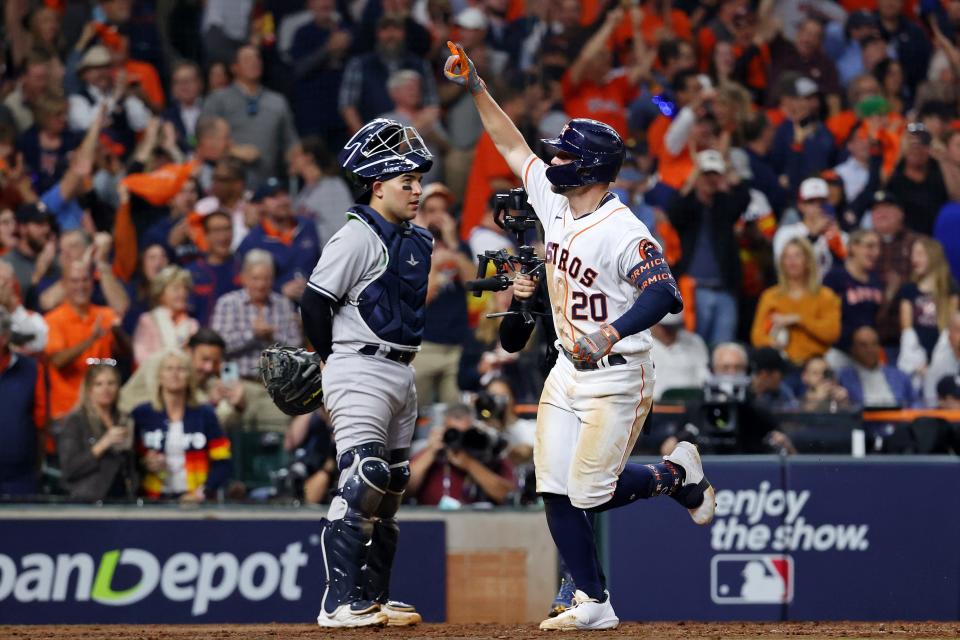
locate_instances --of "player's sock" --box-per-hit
[542,493,606,602]
[585,511,607,591]
[588,461,685,513]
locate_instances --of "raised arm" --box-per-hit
[569,9,624,87]
[443,42,532,177]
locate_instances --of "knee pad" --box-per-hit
[376,449,410,519]
[338,442,390,518]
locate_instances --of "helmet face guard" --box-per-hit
[541,119,625,189]
[339,119,434,196]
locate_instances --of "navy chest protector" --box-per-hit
[348,206,432,346]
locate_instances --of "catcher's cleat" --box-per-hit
[548,575,577,617]
[316,600,388,628]
[664,441,716,525]
[539,590,619,631]
[382,600,422,626]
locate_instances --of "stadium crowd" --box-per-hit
[2,0,960,505]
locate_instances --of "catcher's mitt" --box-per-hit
[259,346,324,416]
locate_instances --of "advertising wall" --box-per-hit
[2,458,958,624]
[0,519,446,624]
[607,457,960,621]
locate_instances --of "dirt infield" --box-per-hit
[2,622,959,640]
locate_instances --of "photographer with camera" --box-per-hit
[477,379,537,465]
[661,342,795,455]
[279,409,337,504]
[407,403,515,507]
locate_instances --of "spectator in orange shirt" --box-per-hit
[44,262,128,421]
[751,237,842,365]
[561,7,648,139]
[610,0,692,48]
[696,0,745,73]
[826,73,882,145]
[729,5,773,104]
[647,69,702,163]
[656,78,719,192]
[113,35,166,112]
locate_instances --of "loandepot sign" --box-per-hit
[0,542,309,615]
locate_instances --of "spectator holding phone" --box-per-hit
[59,362,138,501]
[799,356,849,412]
[120,329,245,430]
[774,177,847,279]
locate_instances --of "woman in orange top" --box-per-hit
[751,237,841,365]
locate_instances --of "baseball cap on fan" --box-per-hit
[798,177,829,202]
[77,45,112,72]
[872,190,901,208]
[15,202,53,225]
[455,7,488,30]
[782,75,819,99]
[697,150,726,174]
[252,177,287,203]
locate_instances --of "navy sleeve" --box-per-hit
[300,286,335,360]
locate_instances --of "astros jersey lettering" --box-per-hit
[520,154,661,356]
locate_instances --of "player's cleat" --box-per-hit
[382,600,422,626]
[664,441,716,525]
[539,590,619,631]
[548,575,578,617]
[316,600,388,628]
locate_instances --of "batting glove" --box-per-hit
[571,324,621,367]
[443,41,485,95]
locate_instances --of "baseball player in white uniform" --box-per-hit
[444,42,717,630]
[299,118,434,628]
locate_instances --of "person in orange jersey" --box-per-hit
[751,236,841,365]
[44,261,128,421]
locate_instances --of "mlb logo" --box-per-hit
[710,554,794,604]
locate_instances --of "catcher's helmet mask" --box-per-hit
[542,118,625,192]
[339,118,433,199]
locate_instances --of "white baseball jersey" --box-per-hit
[520,154,661,356]
[520,154,664,507]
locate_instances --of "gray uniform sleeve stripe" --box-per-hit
[307,281,339,301]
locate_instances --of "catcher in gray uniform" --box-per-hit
[292,118,433,628]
